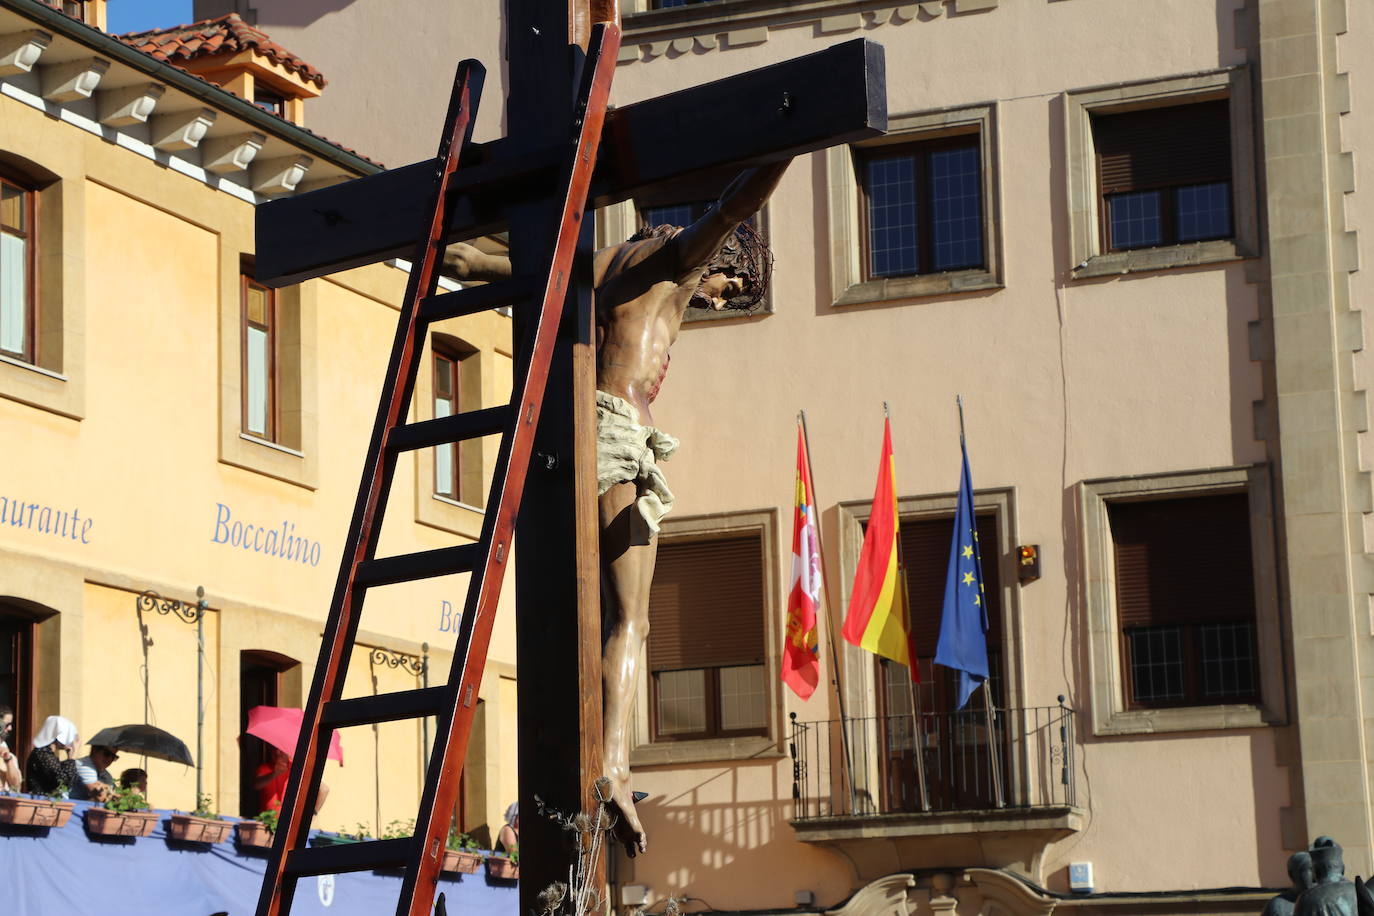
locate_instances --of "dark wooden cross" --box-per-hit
[254,4,884,911]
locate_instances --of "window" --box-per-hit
[647,533,768,741]
[254,88,287,118]
[857,137,984,279]
[0,612,34,768]
[241,275,277,441]
[0,176,35,364]
[1094,101,1232,252]
[1080,465,1281,735]
[239,651,300,817]
[433,346,461,499]
[825,104,1000,305]
[1110,493,1257,708]
[1065,68,1258,277]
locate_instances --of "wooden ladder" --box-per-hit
[254,21,621,916]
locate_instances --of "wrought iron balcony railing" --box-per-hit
[789,700,1077,821]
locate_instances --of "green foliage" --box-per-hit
[380,818,415,840]
[348,822,373,841]
[192,793,223,820]
[104,784,150,813]
[253,809,279,833]
[447,828,480,851]
[45,783,69,801]
[507,842,519,865]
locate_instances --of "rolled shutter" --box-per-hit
[1094,99,1231,194]
[1110,492,1254,628]
[647,534,765,671]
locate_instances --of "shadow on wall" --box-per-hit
[192,0,360,29]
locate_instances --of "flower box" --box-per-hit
[84,808,159,838]
[169,813,232,844]
[236,820,274,848]
[0,796,74,828]
[442,849,482,874]
[486,854,519,880]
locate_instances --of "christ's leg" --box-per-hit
[600,478,657,857]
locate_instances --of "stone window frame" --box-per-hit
[628,508,784,767]
[596,198,775,324]
[217,254,318,489]
[1079,464,1284,736]
[826,103,1003,307]
[412,328,487,540]
[1064,66,1259,279]
[0,154,85,420]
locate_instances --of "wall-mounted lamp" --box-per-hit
[1017,545,1041,583]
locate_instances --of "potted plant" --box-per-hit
[0,787,75,829]
[486,843,518,880]
[311,822,372,847]
[84,784,158,838]
[443,827,483,875]
[169,794,232,844]
[236,808,277,848]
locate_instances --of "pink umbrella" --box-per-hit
[246,706,344,765]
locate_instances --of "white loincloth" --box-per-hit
[596,390,679,535]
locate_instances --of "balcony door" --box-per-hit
[875,512,1006,813]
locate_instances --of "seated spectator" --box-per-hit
[70,744,118,802]
[119,767,147,797]
[254,747,328,814]
[25,716,80,797]
[0,705,21,791]
[497,802,519,855]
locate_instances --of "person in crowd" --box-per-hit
[25,715,80,797]
[254,746,328,814]
[496,801,519,856]
[119,767,148,799]
[70,744,119,802]
[0,705,22,791]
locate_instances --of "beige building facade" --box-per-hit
[62,0,1374,914]
[0,0,518,844]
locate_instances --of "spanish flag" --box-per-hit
[841,418,916,676]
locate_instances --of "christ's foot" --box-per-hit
[608,781,648,857]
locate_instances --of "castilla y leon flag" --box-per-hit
[782,423,823,699]
[842,418,917,678]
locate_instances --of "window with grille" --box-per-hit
[1093,99,1233,252]
[0,177,35,364]
[856,135,984,280]
[241,275,277,441]
[1109,492,1257,708]
[646,533,767,741]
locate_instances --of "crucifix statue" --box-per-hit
[446,161,788,854]
[252,1,884,909]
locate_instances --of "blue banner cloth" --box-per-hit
[934,440,990,709]
[0,799,518,916]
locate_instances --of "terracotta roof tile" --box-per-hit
[117,13,327,88]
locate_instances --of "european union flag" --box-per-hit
[934,440,990,709]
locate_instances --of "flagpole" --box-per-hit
[887,402,929,812]
[957,396,1004,808]
[798,410,857,816]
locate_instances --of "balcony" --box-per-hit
[788,703,1083,882]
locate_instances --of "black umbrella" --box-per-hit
[87,724,194,766]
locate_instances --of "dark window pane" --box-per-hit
[1176,181,1232,242]
[1200,620,1256,698]
[643,203,699,229]
[1107,190,1164,249]
[929,146,983,271]
[1127,626,1185,703]
[866,154,918,278]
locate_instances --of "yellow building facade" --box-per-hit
[0,0,516,844]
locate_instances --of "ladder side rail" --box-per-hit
[395,23,622,916]
[255,59,487,916]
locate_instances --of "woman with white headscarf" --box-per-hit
[25,715,80,797]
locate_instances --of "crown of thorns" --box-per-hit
[629,220,774,312]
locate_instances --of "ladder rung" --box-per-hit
[355,544,480,588]
[322,686,450,729]
[285,837,412,877]
[421,276,536,323]
[389,405,511,453]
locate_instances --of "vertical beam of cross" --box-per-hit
[507,2,607,913]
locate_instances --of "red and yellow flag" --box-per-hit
[842,418,917,677]
[782,423,822,699]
